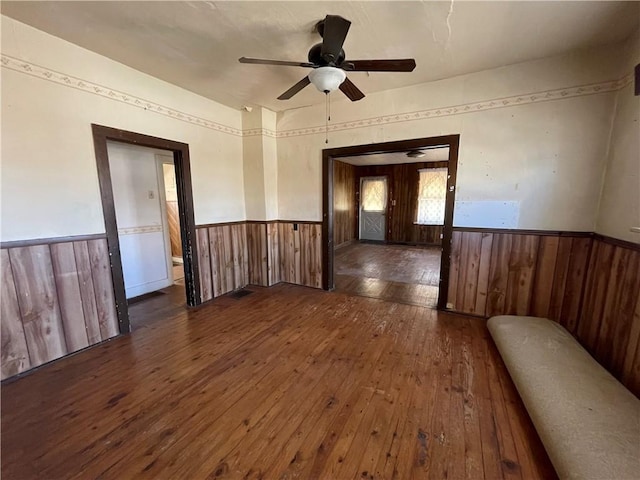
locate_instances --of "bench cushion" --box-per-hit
[488,315,640,480]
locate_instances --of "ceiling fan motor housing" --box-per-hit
[308,43,345,66]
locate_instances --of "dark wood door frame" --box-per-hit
[92,124,200,333]
[322,134,460,310]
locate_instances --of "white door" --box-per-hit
[359,176,387,241]
[108,142,174,298]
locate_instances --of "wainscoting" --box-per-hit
[333,161,357,248]
[196,221,323,302]
[196,223,249,302]
[1,236,119,380]
[448,228,640,397]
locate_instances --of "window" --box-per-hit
[361,177,387,211]
[416,168,447,225]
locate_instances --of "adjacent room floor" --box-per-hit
[1,284,556,480]
[335,242,441,308]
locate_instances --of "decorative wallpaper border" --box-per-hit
[118,225,162,236]
[1,54,243,137]
[2,54,632,140]
[277,74,633,138]
[243,128,277,138]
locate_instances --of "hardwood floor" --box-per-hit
[335,243,441,308]
[1,284,555,480]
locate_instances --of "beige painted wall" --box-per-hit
[276,43,626,232]
[1,16,245,241]
[241,107,279,221]
[596,32,640,243]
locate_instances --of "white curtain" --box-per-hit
[361,178,387,211]
[416,168,447,225]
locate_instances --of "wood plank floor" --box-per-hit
[335,243,441,308]
[1,284,556,480]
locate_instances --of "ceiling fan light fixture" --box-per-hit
[309,66,346,93]
[406,150,426,158]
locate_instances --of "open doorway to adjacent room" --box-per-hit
[106,142,187,328]
[322,136,459,309]
[92,125,200,334]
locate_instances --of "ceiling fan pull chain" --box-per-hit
[325,92,329,144]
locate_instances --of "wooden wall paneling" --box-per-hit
[456,232,473,313]
[247,223,268,286]
[529,236,560,318]
[547,237,572,323]
[232,223,248,289]
[333,161,357,248]
[611,250,640,381]
[579,242,615,353]
[208,227,222,298]
[8,245,67,367]
[474,233,494,315]
[559,237,592,333]
[220,226,235,294]
[595,246,633,368]
[197,228,213,302]
[166,200,183,257]
[300,224,322,288]
[0,249,31,379]
[412,225,444,246]
[293,226,301,285]
[576,239,601,343]
[267,222,280,286]
[622,293,640,396]
[73,241,102,344]
[50,243,90,352]
[503,235,539,316]
[87,239,119,340]
[278,223,293,283]
[486,234,512,317]
[462,232,486,314]
[356,161,447,246]
[447,231,462,310]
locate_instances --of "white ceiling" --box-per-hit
[2,1,638,112]
[339,147,449,166]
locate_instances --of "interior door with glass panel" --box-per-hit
[359,176,388,241]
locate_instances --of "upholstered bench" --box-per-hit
[487,315,640,480]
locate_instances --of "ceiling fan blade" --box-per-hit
[344,59,417,72]
[239,57,314,68]
[277,76,311,100]
[339,77,365,102]
[321,15,351,63]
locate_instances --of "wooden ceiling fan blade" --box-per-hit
[339,77,365,102]
[239,57,314,68]
[277,76,311,100]
[345,59,416,72]
[320,15,351,63]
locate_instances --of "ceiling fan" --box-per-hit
[239,14,416,102]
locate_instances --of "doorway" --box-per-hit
[322,135,459,310]
[359,176,388,242]
[92,125,200,334]
[161,159,185,286]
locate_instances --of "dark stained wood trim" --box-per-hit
[593,233,640,252]
[196,221,247,229]
[91,124,201,335]
[322,153,334,290]
[322,134,460,308]
[277,220,322,225]
[1,233,107,249]
[453,227,593,238]
[198,220,323,229]
[438,136,459,310]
